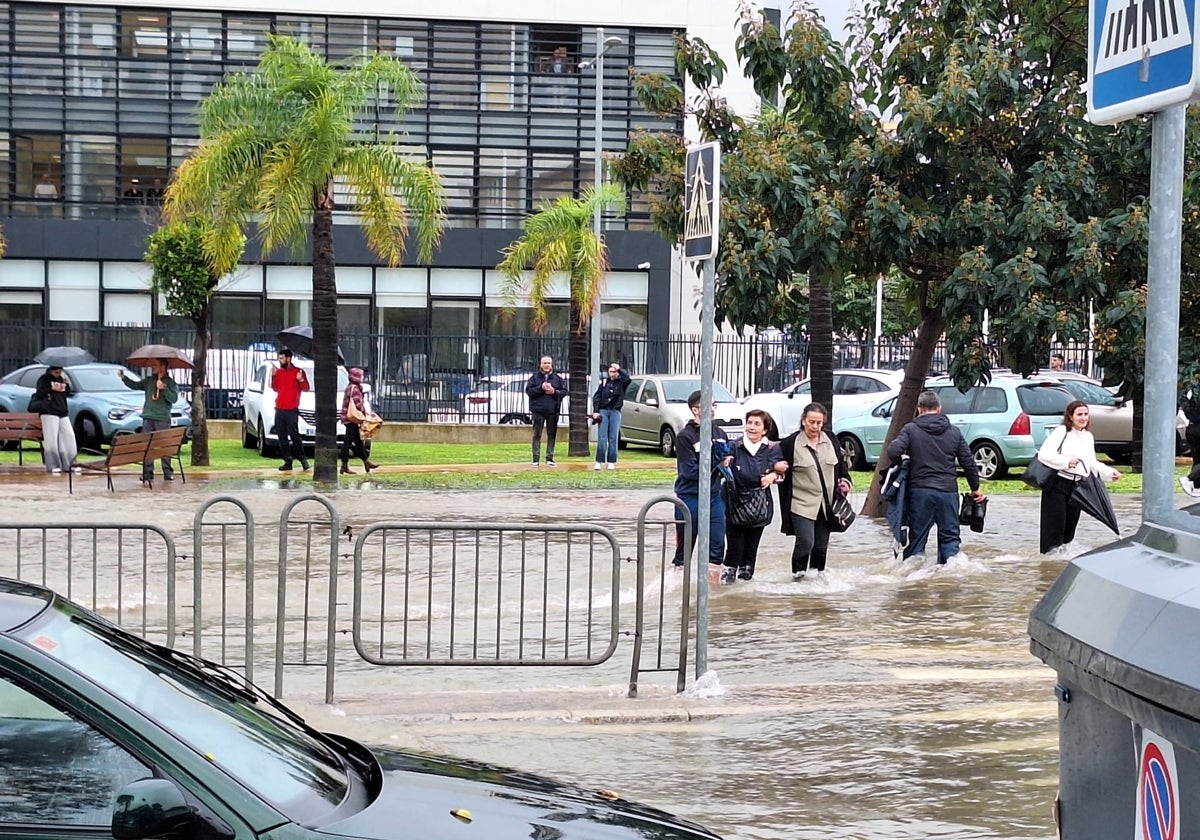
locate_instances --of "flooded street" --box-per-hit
[0,475,1153,839]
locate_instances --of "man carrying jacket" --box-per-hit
[885,390,986,564]
[525,356,566,467]
[591,362,630,470]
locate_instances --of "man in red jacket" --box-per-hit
[272,348,310,471]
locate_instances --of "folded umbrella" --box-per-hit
[126,344,194,370]
[276,325,346,364]
[34,346,93,367]
[881,457,910,557]
[1069,472,1120,536]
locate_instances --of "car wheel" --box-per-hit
[971,441,1007,480]
[838,434,867,471]
[660,426,677,458]
[499,413,531,425]
[75,413,102,453]
[242,419,256,449]
[256,419,277,458]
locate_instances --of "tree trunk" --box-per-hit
[860,305,945,518]
[189,303,211,466]
[809,271,835,423]
[566,296,590,457]
[311,183,338,484]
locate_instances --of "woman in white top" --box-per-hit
[1036,400,1121,553]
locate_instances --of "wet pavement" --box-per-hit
[0,468,1167,839]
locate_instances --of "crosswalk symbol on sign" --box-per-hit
[684,142,720,262]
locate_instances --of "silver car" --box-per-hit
[620,375,745,457]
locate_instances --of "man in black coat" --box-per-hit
[525,356,566,467]
[885,390,986,564]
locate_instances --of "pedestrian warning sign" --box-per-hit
[684,142,720,262]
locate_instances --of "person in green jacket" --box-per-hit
[119,359,179,483]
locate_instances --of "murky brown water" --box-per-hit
[0,474,1153,839]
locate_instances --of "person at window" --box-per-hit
[122,180,144,204]
[550,46,570,73]
[339,367,379,475]
[119,359,179,484]
[778,403,851,579]
[33,173,57,217]
[525,356,565,467]
[1036,400,1121,552]
[272,348,309,472]
[146,178,165,204]
[31,365,77,475]
[591,362,630,470]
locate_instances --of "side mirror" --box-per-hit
[645,397,658,407]
[112,779,195,840]
[247,382,263,394]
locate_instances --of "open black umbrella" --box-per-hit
[34,346,93,367]
[276,326,346,364]
[1070,473,1120,536]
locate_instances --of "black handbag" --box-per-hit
[1021,430,1065,489]
[809,445,855,532]
[726,485,771,527]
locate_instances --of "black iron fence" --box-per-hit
[0,323,1099,423]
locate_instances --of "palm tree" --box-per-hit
[498,185,624,458]
[165,34,445,482]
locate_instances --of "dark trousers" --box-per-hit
[275,408,305,465]
[905,487,962,563]
[340,423,368,464]
[1040,474,1082,553]
[789,512,831,573]
[141,417,173,480]
[1187,424,1200,484]
[724,524,766,573]
[531,411,558,462]
[673,493,727,567]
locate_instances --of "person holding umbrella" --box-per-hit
[31,365,77,475]
[119,359,179,483]
[1035,400,1122,554]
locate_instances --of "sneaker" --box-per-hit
[50,467,62,475]
[1182,476,1196,496]
[278,463,293,472]
[546,460,557,467]
[737,566,754,581]
[531,462,540,468]
[593,462,602,471]
[607,463,616,470]
[163,472,174,481]
[719,567,737,585]
[792,571,806,582]
[71,467,82,474]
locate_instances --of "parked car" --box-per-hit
[620,375,745,457]
[741,368,904,438]
[461,372,570,425]
[241,360,362,457]
[0,576,722,840]
[0,362,192,451]
[832,377,1076,479]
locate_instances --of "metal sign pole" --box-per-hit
[695,255,714,678]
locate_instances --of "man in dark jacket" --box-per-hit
[672,390,733,572]
[525,356,566,467]
[591,362,630,470]
[885,390,986,564]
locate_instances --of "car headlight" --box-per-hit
[107,407,139,421]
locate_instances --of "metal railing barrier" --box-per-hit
[628,497,692,698]
[191,495,256,681]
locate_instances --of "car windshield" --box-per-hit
[66,368,140,392]
[1016,384,1074,415]
[15,601,351,822]
[661,380,736,403]
[1060,380,1119,405]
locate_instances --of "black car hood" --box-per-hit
[317,747,722,840]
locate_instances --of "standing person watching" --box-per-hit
[339,367,379,475]
[525,356,565,467]
[272,348,310,472]
[591,362,630,470]
[1049,352,1065,371]
[672,390,734,580]
[885,390,985,565]
[720,409,787,583]
[119,359,178,484]
[31,365,77,475]
[1036,400,1121,553]
[1180,383,1200,497]
[778,403,851,580]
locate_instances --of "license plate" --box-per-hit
[170,418,178,427]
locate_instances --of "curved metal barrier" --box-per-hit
[628,496,692,698]
[192,495,255,681]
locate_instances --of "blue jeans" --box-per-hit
[673,493,727,567]
[595,408,621,463]
[905,487,961,563]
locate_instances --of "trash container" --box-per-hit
[1029,518,1200,839]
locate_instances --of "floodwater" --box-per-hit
[0,473,1158,839]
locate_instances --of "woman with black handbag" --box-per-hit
[1037,400,1121,553]
[720,410,788,584]
[778,403,852,580]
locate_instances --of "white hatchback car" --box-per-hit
[241,360,362,457]
[460,373,570,425]
[741,368,904,438]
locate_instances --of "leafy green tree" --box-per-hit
[144,221,244,465]
[166,34,445,482]
[498,185,624,457]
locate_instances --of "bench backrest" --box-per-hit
[105,433,154,468]
[0,413,42,437]
[144,427,187,461]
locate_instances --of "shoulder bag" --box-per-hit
[725,482,772,528]
[345,399,367,424]
[808,445,855,532]
[1022,429,1065,489]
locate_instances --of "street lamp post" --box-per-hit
[580,29,623,441]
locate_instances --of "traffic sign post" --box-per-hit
[683,141,720,678]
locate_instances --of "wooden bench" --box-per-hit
[0,412,43,466]
[73,427,187,493]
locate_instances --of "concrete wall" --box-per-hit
[207,420,531,445]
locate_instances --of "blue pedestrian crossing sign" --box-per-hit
[1089,0,1200,124]
[684,142,720,262]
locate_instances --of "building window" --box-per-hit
[428,24,477,110]
[14,6,61,54]
[120,9,167,58]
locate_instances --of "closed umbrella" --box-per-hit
[34,346,93,367]
[881,457,910,558]
[126,344,194,370]
[1070,473,1120,536]
[276,326,346,364]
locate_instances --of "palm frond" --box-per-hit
[257,141,319,260]
[336,145,446,265]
